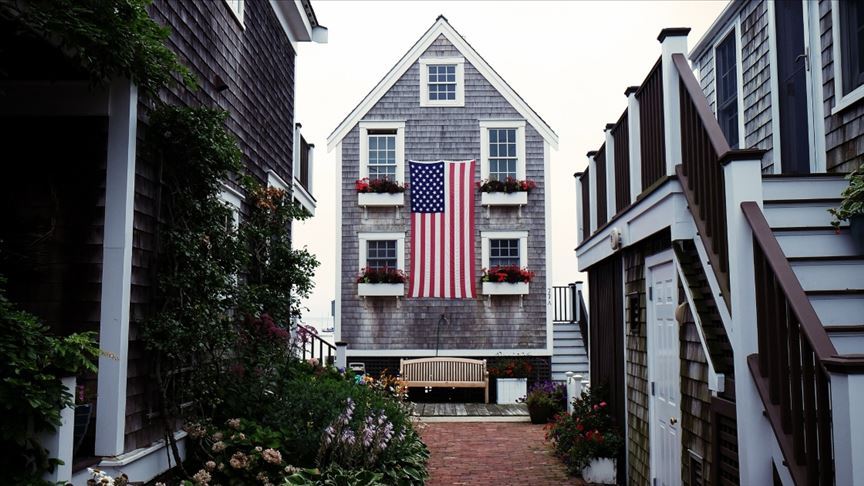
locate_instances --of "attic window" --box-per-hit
[419,57,465,107]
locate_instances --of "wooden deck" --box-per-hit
[413,402,528,418]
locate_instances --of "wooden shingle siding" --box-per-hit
[340,35,548,352]
[695,0,775,172]
[680,306,715,486]
[622,229,671,486]
[120,0,299,451]
[819,0,864,173]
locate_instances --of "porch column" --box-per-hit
[95,78,138,456]
[722,152,771,486]
[830,373,864,486]
[587,152,598,234]
[575,172,584,245]
[658,28,690,175]
[625,86,642,200]
[604,124,616,222]
[41,376,76,482]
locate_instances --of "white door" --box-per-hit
[647,253,681,486]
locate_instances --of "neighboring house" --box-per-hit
[0,1,324,483]
[327,17,583,384]
[576,2,863,485]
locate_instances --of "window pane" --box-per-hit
[367,240,398,269]
[489,238,520,267]
[715,32,739,148]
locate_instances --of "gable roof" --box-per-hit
[326,16,558,151]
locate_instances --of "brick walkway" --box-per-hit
[419,421,581,485]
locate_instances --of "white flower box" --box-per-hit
[357,282,404,297]
[358,192,404,207]
[581,457,617,484]
[496,377,527,404]
[482,281,530,295]
[480,191,528,207]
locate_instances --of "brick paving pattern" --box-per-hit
[420,421,582,485]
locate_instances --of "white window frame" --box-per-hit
[358,232,406,272]
[481,231,528,269]
[831,0,864,114]
[219,183,244,229]
[479,120,526,181]
[711,19,745,149]
[223,0,245,27]
[359,121,405,183]
[419,57,465,107]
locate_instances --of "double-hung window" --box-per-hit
[715,31,740,148]
[367,130,397,181]
[489,239,520,267]
[359,121,405,183]
[488,128,518,181]
[479,120,526,182]
[419,58,465,107]
[366,240,397,270]
[833,0,864,112]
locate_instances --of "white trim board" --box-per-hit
[830,0,864,114]
[326,17,558,151]
[359,120,406,183]
[335,142,343,343]
[711,18,746,151]
[346,348,552,357]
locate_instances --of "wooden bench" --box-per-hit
[400,357,489,403]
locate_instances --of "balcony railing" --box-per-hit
[292,123,316,214]
[611,112,630,213]
[635,57,665,191]
[298,134,311,193]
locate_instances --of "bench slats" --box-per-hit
[400,357,489,403]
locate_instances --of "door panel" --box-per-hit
[775,0,811,174]
[649,258,681,486]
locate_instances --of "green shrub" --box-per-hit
[0,276,99,485]
[829,166,864,228]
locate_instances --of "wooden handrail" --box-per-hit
[671,53,729,158]
[741,202,837,360]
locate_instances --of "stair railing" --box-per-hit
[742,201,864,486]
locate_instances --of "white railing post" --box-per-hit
[575,172,585,245]
[587,152,598,234]
[41,376,76,483]
[604,124,616,221]
[658,28,690,175]
[625,86,642,200]
[335,342,348,370]
[722,153,771,486]
[566,373,584,414]
[830,373,864,485]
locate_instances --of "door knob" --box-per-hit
[670,417,678,425]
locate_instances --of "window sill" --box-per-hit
[480,192,528,207]
[481,282,529,295]
[831,84,864,115]
[357,283,405,297]
[358,192,405,207]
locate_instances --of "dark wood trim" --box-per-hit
[657,27,692,42]
[672,53,729,158]
[634,57,663,98]
[624,86,640,97]
[718,148,767,166]
[824,325,864,333]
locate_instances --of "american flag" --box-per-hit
[408,160,476,298]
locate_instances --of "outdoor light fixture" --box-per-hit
[627,291,641,335]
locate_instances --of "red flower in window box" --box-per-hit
[480,265,534,284]
[356,266,407,284]
[477,177,537,193]
[355,177,407,194]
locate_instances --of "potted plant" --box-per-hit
[829,166,864,251]
[357,267,406,297]
[356,178,408,207]
[546,387,623,484]
[488,357,533,404]
[477,177,536,207]
[521,381,566,424]
[480,265,534,295]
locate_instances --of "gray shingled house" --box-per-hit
[327,17,586,387]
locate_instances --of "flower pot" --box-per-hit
[358,192,404,207]
[74,403,93,454]
[581,457,617,484]
[527,402,556,424]
[496,378,527,404]
[850,214,864,252]
[357,282,404,297]
[481,281,529,295]
[481,191,528,207]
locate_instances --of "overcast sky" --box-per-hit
[292,0,729,324]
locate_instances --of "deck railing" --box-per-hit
[636,57,665,190]
[611,112,630,213]
[296,327,335,365]
[298,134,311,193]
[741,202,846,486]
[579,170,590,242]
[594,145,608,228]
